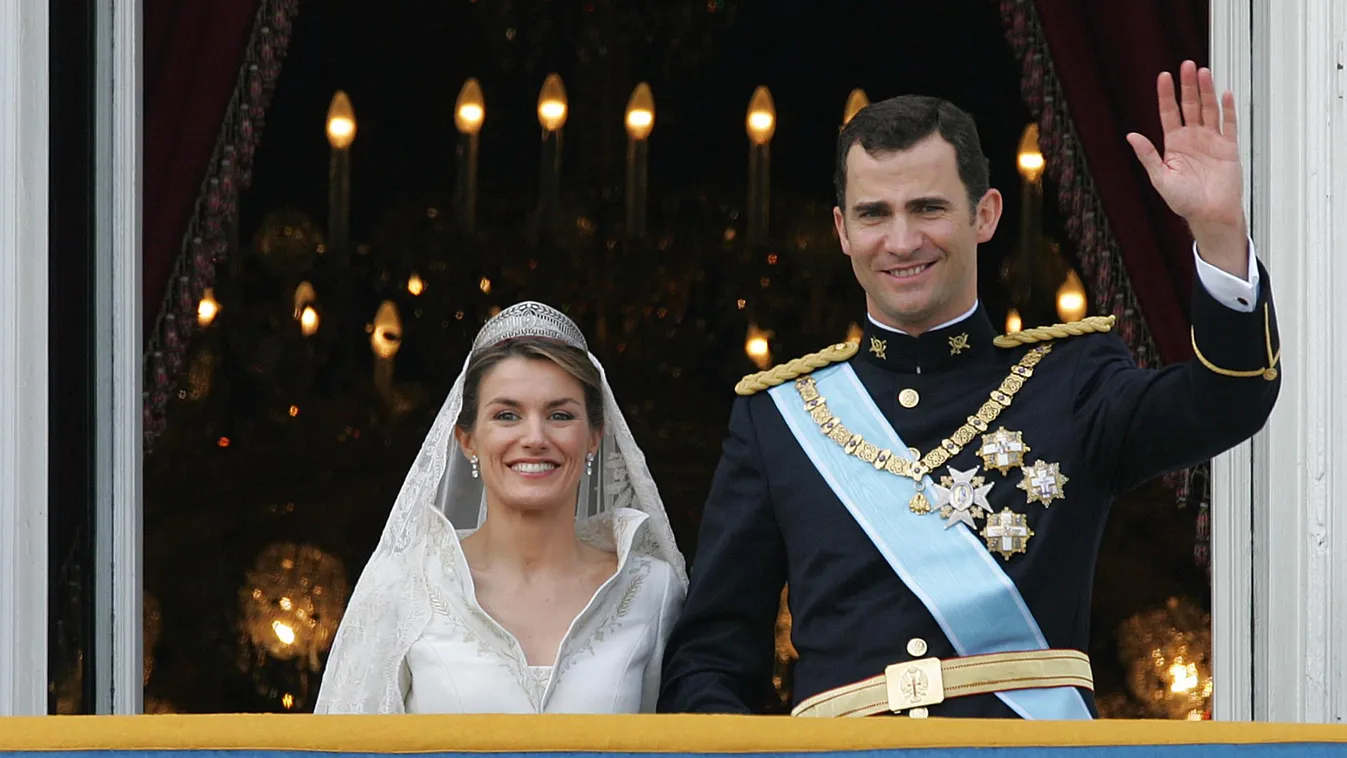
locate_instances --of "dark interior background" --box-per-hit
[108,0,1209,718]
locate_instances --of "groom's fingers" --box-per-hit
[1126,132,1164,180]
[1222,91,1239,143]
[1157,72,1182,133]
[1198,67,1220,131]
[1179,60,1202,127]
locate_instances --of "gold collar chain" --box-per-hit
[794,345,1053,513]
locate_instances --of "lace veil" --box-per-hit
[312,301,687,713]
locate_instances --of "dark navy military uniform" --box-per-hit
[657,262,1280,718]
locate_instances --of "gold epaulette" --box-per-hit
[734,341,859,396]
[993,315,1116,348]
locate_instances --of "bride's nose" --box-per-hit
[519,415,548,448]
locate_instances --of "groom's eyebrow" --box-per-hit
[852,199,891,216]
[907,195,951,211]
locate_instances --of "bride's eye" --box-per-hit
[493,410,520,421]
[549,411,576,421]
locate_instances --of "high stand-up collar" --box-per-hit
[860,303,998,374]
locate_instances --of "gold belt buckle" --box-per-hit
[884,657,945,713]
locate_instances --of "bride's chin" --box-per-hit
[491,486,578,516]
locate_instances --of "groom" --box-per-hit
[658,61,1280,719]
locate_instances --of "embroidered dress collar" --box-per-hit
[419,507,654,709]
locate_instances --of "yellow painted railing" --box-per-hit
[1,714,1346,755]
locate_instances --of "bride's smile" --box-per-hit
[508,460,560,476]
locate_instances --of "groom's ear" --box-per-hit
[975,188,1003,243]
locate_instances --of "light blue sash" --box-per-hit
[769,363,1092,720]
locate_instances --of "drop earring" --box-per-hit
[470,455,479,479]
[586,452,595,477]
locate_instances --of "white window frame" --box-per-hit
[97,0,145,715]
[0,0,143,717]
[1211,0,1347,724]
[1208,0,1255,723]
[88,0,147,716]
[1249,0,1345,724]
[0,0,52,719]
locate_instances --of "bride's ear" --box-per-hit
[453,426,474,459]
[588,426,603,457]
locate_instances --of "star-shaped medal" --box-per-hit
[981,508,1034,560]
[978,427,1030,475]
[929,466,994,529]
[1018,459,1068,507]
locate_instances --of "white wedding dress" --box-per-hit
[401,508,682,713]
[314,302,688,715]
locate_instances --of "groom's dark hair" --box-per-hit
[456,337,605,432]
[834,94,990,216]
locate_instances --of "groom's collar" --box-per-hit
[859,301,996,374]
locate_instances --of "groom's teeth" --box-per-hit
[890,263,931,278]
[512,462,557,473]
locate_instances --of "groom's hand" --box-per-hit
[1126,59,1248,279]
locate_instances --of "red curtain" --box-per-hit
[999,0,1211,567]
[141,0,300,449]
[1002,0,1208,366]
[143,0,260,335]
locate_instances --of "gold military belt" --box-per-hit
[791,649,1094,718]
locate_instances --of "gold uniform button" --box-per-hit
[898,388,920,408]
[906,638,928,657]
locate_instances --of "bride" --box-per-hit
[314,301,687,714]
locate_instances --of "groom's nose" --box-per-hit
[881,216,924,258]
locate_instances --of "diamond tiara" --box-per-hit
[471,301,588,353]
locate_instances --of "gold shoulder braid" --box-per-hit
[993,315,1116,348]
[738,316,1107,396]
[1191,303,1280,381]
[794,345,1053,515]
[735,341,859,396]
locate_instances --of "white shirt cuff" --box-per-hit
[1192,234,1260,313]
